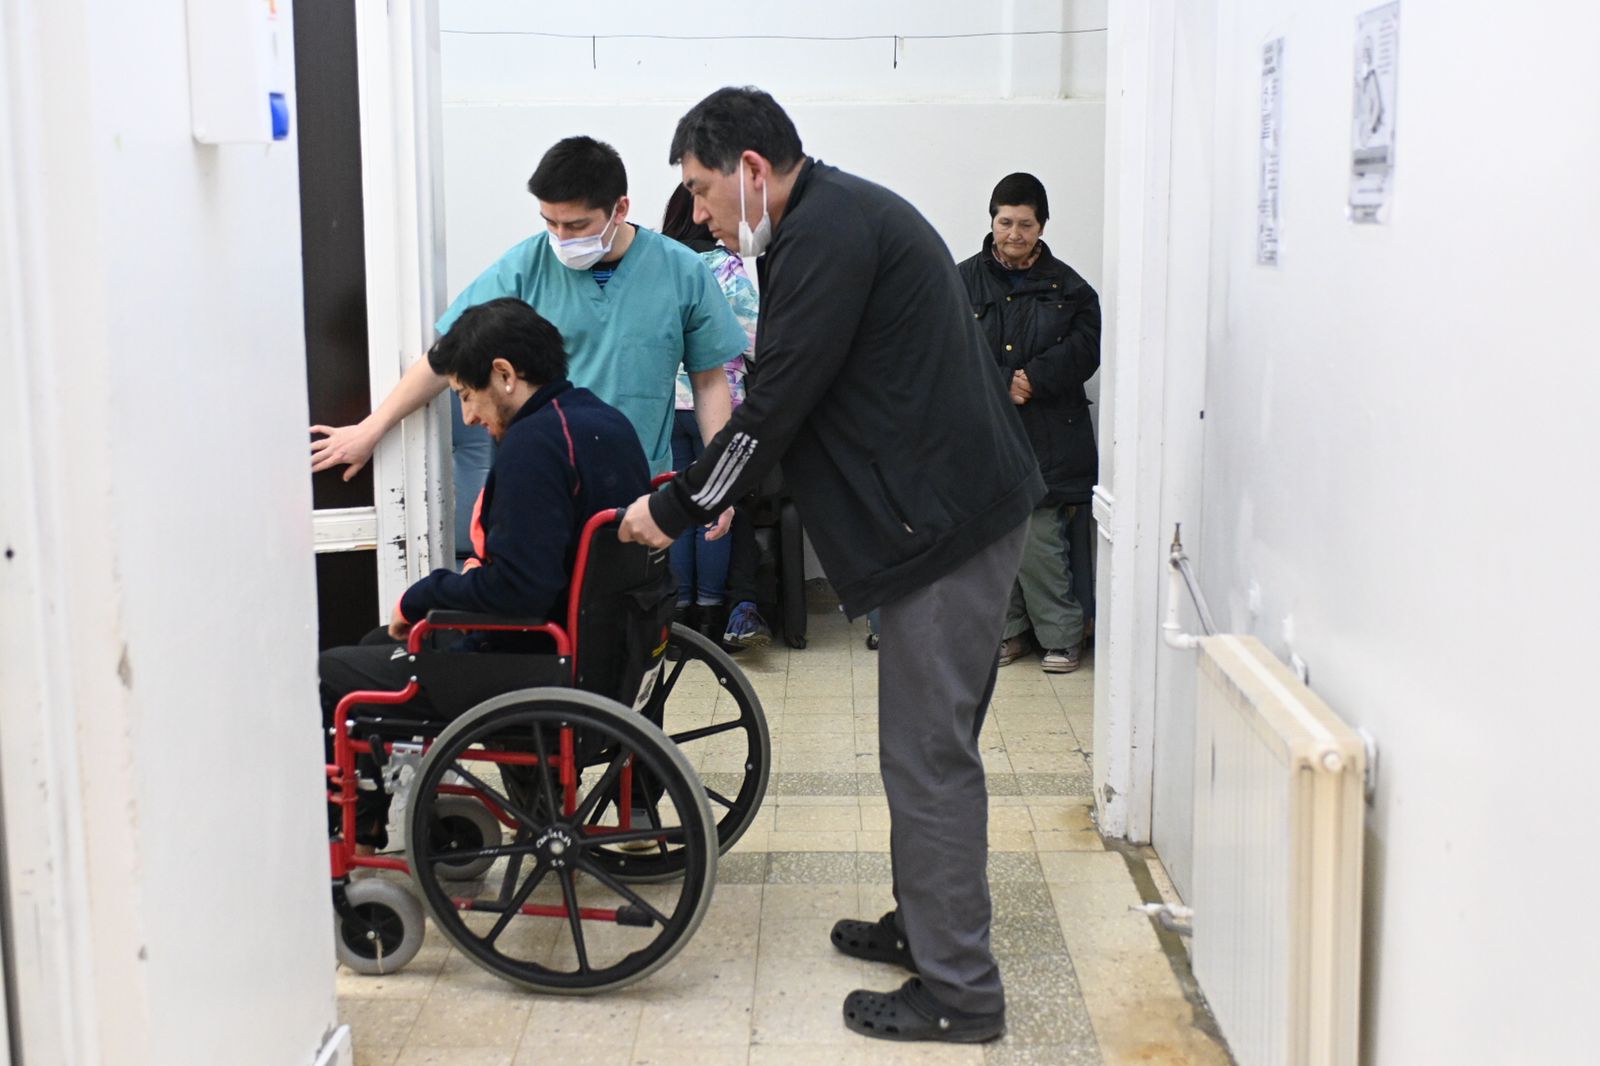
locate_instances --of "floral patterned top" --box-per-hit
[675,247,758,410]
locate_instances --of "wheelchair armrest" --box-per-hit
[424,610,550,630]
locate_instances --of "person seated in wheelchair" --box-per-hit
[319,297,652,849]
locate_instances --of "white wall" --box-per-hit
[0,1,338,1062]
[441,0,1107,102]
[1138,1,1600,1061]
[436,0,1108,294]
[440,100,1106,295]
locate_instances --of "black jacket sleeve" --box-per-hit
[1021,283,1101,402]
[648,192,878,538]
[399,430,574,623]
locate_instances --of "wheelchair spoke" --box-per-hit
[529,724,562,818]
[557,868,591,975]
[419,839,539,867]
[702,785,741,813]
[667,719,749,745]
[569,749,630,827]
[583,823,691,848]
[572,853,673,927]
[444,763,545,834]
[484,855,552,947]
[497,849,527,907]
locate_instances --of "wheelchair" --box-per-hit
[326,504,770,995]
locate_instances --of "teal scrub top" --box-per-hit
[436,226,748,474]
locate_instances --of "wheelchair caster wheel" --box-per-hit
[335,878,425,975]
[865,633,879,651]
[428,796,503,881]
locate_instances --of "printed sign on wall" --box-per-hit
[1349,2,1400,223]
[1257,36,1285,264]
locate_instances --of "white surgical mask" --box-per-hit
[549,208,620,269]
[738,160,772,258]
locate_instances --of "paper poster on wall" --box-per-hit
[1349,2,1400,223]
[1257,36,1284,264]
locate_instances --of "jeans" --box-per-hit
[667,410,731,606]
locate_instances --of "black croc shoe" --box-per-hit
[842,977,1006,1043]
[830,911,916,970]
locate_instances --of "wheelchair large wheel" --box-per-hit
[405,688,717,995]
[586,623,769,883]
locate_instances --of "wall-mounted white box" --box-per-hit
[186,0,292,145]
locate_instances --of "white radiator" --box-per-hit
[1192,635,1365,1066]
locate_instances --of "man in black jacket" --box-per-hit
[958,174,1102,673]
[321,298,651,847]
[619,86,1043,1044]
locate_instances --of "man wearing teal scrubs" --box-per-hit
[311,136,746,528]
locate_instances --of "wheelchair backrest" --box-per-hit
[570,527,675,708]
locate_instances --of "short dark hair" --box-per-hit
[988,172,1050,226]
[527,136,627,210]
[669,86,803,174]
[660,184,713,246]
[428,298,568,390]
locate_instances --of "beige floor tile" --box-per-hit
[783,697,857,715]
[728,830,770,855]
[1029,802,1096,832]
[761,883,858,920]
[1037,850,1129,884]
[337,964,443,999]
[630,1045,751,1066]
[340,996,425,1054]
[749,984,857,1047]
[855,831,892,852]
[521,995,642,1047]
[987,830,1038,852]
[858,805,891,831]
[634,994,753,1048]
[988,806,1036,832]
[765,831,856,852]
[757,916,843,959]
[513,1045,631,1066]
[747,1044,867,1066]
[406,996,530,1051]
[776,713,854,735]
[353,1046,401,1066]
[773,805,861,832]
[394,1048,514,1066]
[778,732,858,754]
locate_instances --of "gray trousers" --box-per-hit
[1002,503,1086,650]
[877,521,1026,1015]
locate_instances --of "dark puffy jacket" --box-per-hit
[650,160,1043,616]
[957,236,1101,505]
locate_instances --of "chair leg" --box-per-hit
[779,500,807,649]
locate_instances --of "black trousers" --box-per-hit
[320,627,442,844]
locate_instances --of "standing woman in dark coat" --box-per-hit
[958,173,1102,673]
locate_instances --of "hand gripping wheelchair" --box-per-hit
[326,505,770,994]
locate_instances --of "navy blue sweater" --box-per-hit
[399,381,650,625]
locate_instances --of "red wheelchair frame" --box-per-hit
[326,502,657,890]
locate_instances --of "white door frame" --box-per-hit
[312,0,450,610]
[1091,0,1177,844]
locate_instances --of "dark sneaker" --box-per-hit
[997,635,1031,667]
[843,977,1006,1043]
[722,601,772,649]
[1041,645,1081,673]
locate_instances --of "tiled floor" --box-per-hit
[337,604,1232,1066]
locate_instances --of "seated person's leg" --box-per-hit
[320,632,439,848]
[668,410,703,624]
